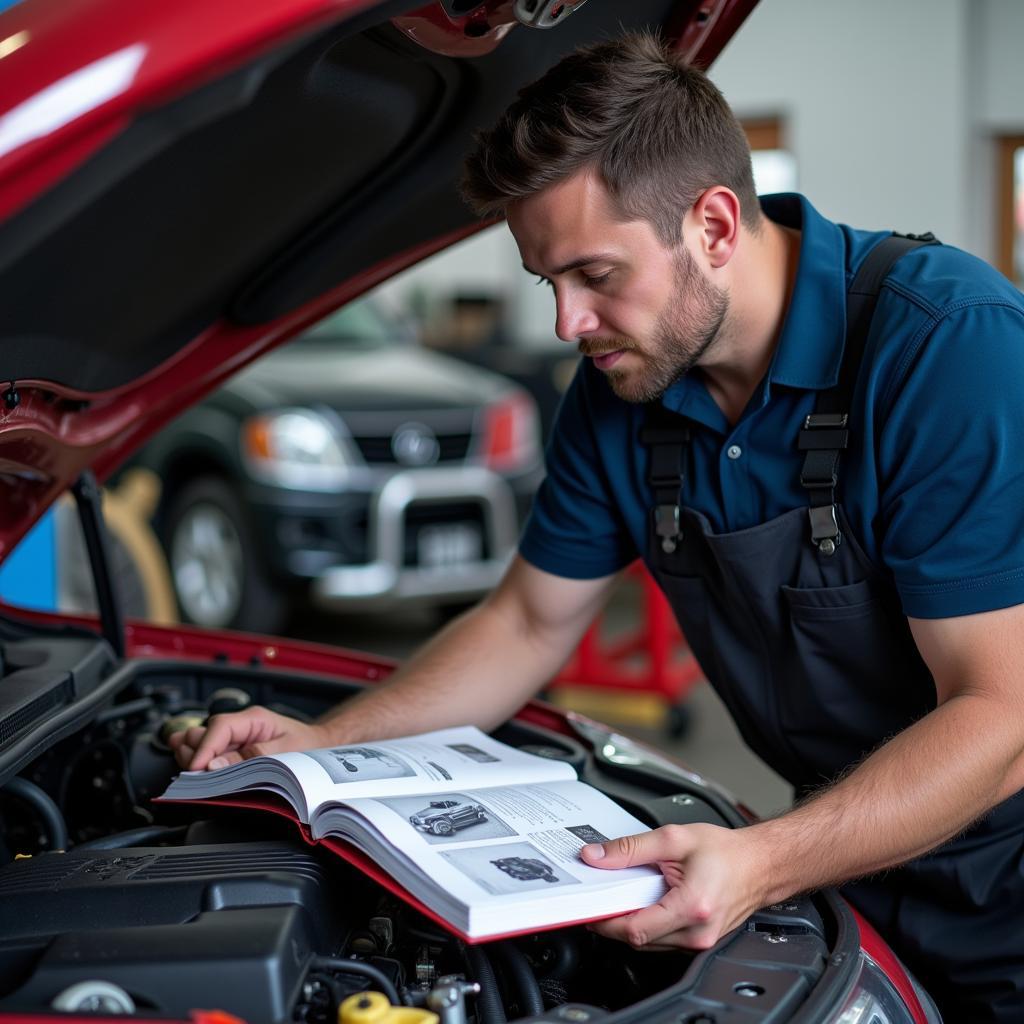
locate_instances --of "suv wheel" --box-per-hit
[431,819,454,836]
[164,476,287,633]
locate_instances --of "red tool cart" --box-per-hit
[551,561,703,736]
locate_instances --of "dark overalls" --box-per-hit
[642,235,1024,1022]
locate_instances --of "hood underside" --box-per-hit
[0,0,755,559]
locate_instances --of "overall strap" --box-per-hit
[641,404,689,553]
[799,232,939,555]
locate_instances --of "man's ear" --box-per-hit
[688,187,741,268]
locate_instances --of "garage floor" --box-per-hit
[290,595,794,819]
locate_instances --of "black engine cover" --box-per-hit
[0,841,348,1021]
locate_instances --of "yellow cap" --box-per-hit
[339,992,439,1024]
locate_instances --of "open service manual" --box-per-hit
[159,725,667,941]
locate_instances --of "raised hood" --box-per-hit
[0,0,757,563]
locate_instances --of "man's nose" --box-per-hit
[555,291,599,343]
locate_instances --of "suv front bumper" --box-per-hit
[250,466,528,610]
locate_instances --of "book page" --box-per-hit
[163,726,578,817]
[295,726,577,806]
[314,779,663,904]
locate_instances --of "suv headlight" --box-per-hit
[476,390,540,472]
[242,409,356,490]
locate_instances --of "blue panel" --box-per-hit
[0,510,57,610]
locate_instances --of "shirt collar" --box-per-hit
[661,193,847,427]
[761,193,847,390]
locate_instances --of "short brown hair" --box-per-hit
[462,32,760,243]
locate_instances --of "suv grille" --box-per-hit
[352,432,472,464]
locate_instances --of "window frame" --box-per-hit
[996,134,1024,286]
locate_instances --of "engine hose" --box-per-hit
[74,825,189,850]
[535,934,581,981]
[492,942,543,1018]
[462,944,506,1024]
[310,956,401,1006]
[2,777,69,851]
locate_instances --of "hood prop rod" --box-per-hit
[71,471,125,659]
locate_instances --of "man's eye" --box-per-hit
[584,273,611,288]
[533,275,553,289]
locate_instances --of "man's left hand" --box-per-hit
[581,824,765,951]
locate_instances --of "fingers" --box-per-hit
[207,750,246,770]
[169,725,205,769]
[588,884,719,950]
[166,708,317,770]
[582,825,697,869]
[587,913,719,952]
[188,708,279,771]
[587,886,719,950]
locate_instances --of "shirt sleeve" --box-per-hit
[518,360,639,579]
[879,300,1024,618]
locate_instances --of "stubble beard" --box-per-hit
[597,248,729,404]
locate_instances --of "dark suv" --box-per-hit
[129,298,544,632]
[409,799,488,835]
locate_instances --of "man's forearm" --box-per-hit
[749,691,1024,907]
[315,597,572,744]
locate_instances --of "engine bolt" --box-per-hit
[735,983,764,998]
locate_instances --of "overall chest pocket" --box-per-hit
[780,579,935,758]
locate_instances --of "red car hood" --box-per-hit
[0,0,756,564]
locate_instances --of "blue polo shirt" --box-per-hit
[519,194,1024,619]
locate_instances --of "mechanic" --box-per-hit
[171,33,1024,1022]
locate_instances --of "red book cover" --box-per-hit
[159,793,623,944]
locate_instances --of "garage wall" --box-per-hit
[975,0,1024,129]
[378,0,1024,346]
[711,0,970,246]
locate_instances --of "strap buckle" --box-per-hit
[655,504,681,553]
[803,413,848,430]
[808,505,841,556]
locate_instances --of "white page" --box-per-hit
[314,779,664,909]
[162,726,576,821]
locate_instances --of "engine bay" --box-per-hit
[0,628,859,1024]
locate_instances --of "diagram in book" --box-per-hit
[492,856,559,883]
[565,824,610,845]
[306,746,416,784]
[445,743,500,763]
[411,798,487,835]
[440,841,580,895]
[380,792,517,844]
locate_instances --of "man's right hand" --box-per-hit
[169,707,334,771]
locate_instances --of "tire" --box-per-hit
[431,819,454,836]
[666,701,694,740]
[162,475,288,634]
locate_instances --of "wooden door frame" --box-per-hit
[741,118,782,152]
[996,135,1024,283]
